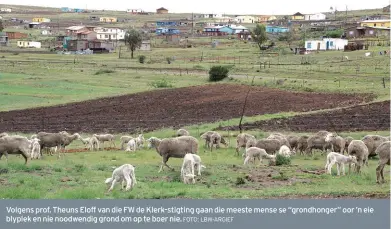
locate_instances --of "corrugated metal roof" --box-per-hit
[66,26,86,31]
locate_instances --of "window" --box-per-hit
[349,31,354,35]
[105,35,108,38]
[307,42,312,49]
[330,41,334,46]
[374,23,377,27]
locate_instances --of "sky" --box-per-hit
[1,0,389,15]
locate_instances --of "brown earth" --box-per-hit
[218,100,390,132]
[0,84,374,133]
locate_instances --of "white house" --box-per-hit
[304,13,326,21]
[17,41,41,48]
[0,8,12,12]
[226,24,249,34]
[203,13,223,18]
[305,38,348,51]
[126,9,144,14]
[234,15,256,23]
[41,30,51,35]
[95,27,126,40]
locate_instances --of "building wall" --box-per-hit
[292,15,304,20]
[157,9,168,14]
[305,39,348,51]
[99,17,118,22]
[360,21,390,28]
[6,32,28,39]
[235,16,255,23]
[305,14,326,21]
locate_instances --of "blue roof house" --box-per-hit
[156,21,177,27]
[61,7,70,12]
[266,26,289,33]
[156,28,180,35]
[219,26,235,34]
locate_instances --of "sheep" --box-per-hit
[105,164,137,192]
[147,136,198,173]
[30,138,41,160]
[324,152,358,176]
[80,136,99,151]
[180,153,197,184]
[287,135,299,151]
[344,56,349,60]
[375,141,390,184]
[296,135,309,155]
[344,136,354,154]
[177,129,190,137]
[361,135,389,158]
[305,132,334,156]
[243,147,276,166]
[188,153,206,176]
[200,131,225,149]
[93,134,116,149]
[267,133,291,149]
[235,133,256,156]
[209,132,228,151]
[135,134,145,149]
[125,138,137,152]
[58,132,81,156]
[0,132,8,138]
[0,135,32,165]
[348,140,369,174]
[325,134,346,155]
[120,135,133,150]
[245,138,282,155]
[35,132,68,159]
[277,145,295,158]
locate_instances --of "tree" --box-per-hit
[251,24,268,51]
[0,20,4,32]
[124,28,142,59]
[278,30,297,48]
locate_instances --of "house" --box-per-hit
[220,25,249,34]
[61,7,71,12]
[383,5,390,12]
[215,16,233,23]
[156,7,168,14]
[304,13,326,21]
[156,21,177,27]
[41,30,52,35]
[291,12,305,20]
[32,18,51,23]
[0,32,9,46]
[99,17,118,23]
[66,40,114,52]
[237,31,251,40]
[89,16,99,20]
[155,28,180,35]
[235,15,256,23]
[6,32,28,39]
[305,38,348,51]
[17,41,41,48]
[73,8,84,13]
[138,40,151,51]
[66,26,88,36]
[203,26,228,36]
[203,14,223,19]
[127,9,144,14]
[76,31,97,40]
[28,22,40,29]
[256,15,277,23]
[266,26,289,33]
[0,8,12,12]
[165,34,180,43]
[345,26,390,38]
[95,27,125,40]
[360,20,390,29]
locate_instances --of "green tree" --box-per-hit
[251,24,268,51]
[278,30,297,48]
[124,28,142,59]
[0,20,4,32]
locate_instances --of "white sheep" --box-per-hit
[30,138,41,160]
[135,134,145,149]
[105,164,137,192]
[181,153,197,184]
[277,145,295,158]
[188,153,206,176]
[325,152,358,176]
[243,147,276,166]
[125,138,137,152]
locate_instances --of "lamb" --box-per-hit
[93,134,116,149]
[361,135,389,158]
[287,135,299,151]
[105,164,137,192]
[147,136,198,173]
[245,138,282,155]
[277,145,295,158]
[0,135,32,165]
[375,141,390,184]
[125,138,137,152]
[209,132,228,151]
[188,153,206,176]
[235,133,256,156]
[325,134,346,155]
[180,153,197,184]
[243,147,276,166]
[120,136,133,150]
[80,136,99,151]
[305,132,334,156]
[135,134,145,149]
[177,129,190,137]
[267,133,291,149]
[30,138,41,160]
[296,135,309,155]
[348,140,369,174]
[324,152,358,176]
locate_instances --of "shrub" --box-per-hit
[149,78,174,88]
[94,69,115,75]
[138,55,146,64]
[208,65,230,82]
[275,154,291,166]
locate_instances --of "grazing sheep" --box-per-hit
[80,137,99,151]
[180,153,197,184]
[348,140,369,174]
[277,145,295,158]
[105,164,137,192]
[209,132,228,151]
[243,147,276,166]
[324,152,358,176]
[188,153,206,176]
[305,132,334,156]
[235,133,256,156]
[93,134,116,149]
[30,138,41,160]
[361,135,389,158]
[125,138,137,152]
[147,136,198,173]
[375,141,390,184]
[35,132,68,159]
[0,135,32,165]
[245,138,282,155]
[58,132,81,156]
[135,134,145,149]
[177,129,190,137]
[325,134,346,155]
[287,135,299,151]
[120,136,133,150]
[267,133,291,149]
[344,137,354,154]
[200,131,226,149]
[0,132,8,138]
[296,135,309,155]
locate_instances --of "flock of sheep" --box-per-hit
[0,129,390,193]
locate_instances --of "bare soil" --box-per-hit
[0,84,374,133]
[218,101,389,132]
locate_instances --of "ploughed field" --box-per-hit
[218,101,390,132]
[0,84,373,133]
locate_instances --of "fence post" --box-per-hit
[382,78,386,88]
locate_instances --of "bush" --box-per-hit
[149,78,174,88]
[94,69,115,75]
[208,65,230,82]
[275,154,291,166]
[138,55,146,64]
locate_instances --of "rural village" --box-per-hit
[0,3,390,199]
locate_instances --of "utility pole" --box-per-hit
[191,12,194,36]
[345,5,348,27]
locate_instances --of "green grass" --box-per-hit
[0,142,388,199]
